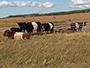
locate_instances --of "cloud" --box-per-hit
[0,1,55,8]
[70,0,90,8]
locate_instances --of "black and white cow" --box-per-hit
[70,21,87,31]
[41,22,54,34]
[10,27,22,32]
[78,22,87,31]
[17,22,42,35]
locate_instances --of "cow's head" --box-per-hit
[41,23,46,31]
[84,21,88,26]
[3,30,10,36]
[17,22,27,32]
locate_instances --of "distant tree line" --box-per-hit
[7,9,90,18]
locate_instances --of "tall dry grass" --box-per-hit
[0,22,90,68]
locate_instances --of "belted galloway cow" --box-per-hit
[17,22,42,35]
[41,22,54,34]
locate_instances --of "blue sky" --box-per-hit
[0,0,90,18]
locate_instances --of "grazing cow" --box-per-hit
[70,21,87,31]
[10,27,22,32]
[3,30,30,39]
[17,22,42,35]
[41,22,54,34]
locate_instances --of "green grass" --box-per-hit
[0,22,90,68]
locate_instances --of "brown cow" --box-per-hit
[3,30,30,40]
[67,26,77,31]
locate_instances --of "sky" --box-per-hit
[0,0,90,18]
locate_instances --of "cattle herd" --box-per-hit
[3,22,54,39]
[3,21,87,40]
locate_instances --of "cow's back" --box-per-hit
[17,22,27,31]
[32,22,38,30]
[48,23,53,29]
[14,32,23,39]
[10,27,22,32]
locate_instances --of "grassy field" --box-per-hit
[0,23,90,68]
[1,12,90,23]
[0,13,90,68]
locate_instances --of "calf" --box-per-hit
[41,22,54,34]
[67,26,77,32]
[3,30,30,40]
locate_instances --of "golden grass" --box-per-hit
[0,22,90,68]
[0,14,90,68]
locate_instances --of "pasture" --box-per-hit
[0,14,90,68]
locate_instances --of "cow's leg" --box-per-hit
[27,30,31,35]
[78,27,82,31]
[37,31,40,35]
[37,30,41,35]
[50,28,54,33]
[26,28,32,35]
[37,28,42,35]
[28,31,31,35]
[46,30,49,34]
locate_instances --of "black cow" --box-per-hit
[41,22,54,34]
[17,22,42,35]
[10,27,22,32]
[70,21,87,31]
